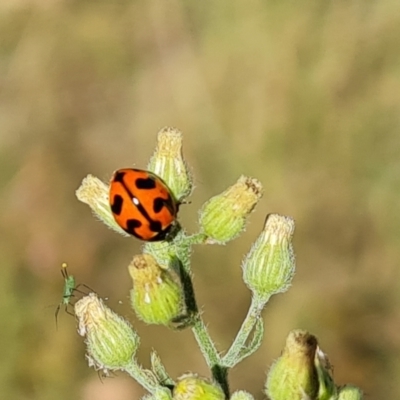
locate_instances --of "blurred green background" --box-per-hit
[1,1,400,399]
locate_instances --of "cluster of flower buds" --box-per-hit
[74,128,363,400]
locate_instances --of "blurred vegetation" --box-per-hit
[1,1,400,399]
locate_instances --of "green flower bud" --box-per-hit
[265,330,319,400]
[173,374,225,400]
[148,127,193,202]
[230,390,255,400]
[337,385,363,400]
[129,254,184,325]
[76,174,128,237]
[74,293,139,373]
[199,176,263,244]
[242,214,295,301]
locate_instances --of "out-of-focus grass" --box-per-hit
[1,1,400,399]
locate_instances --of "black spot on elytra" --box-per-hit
[110,195,124,215]
[126,218,166,240]
[113,170,126,183]
[147,224,173,241]
[153,197,166,213]
[149,220,162,233]
[126,219,142,235]
[135,177,157,190]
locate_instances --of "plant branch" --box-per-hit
[124,359,159,394]
[222,295,268,367]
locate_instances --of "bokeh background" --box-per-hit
[1,1,400,399]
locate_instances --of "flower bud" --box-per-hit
[242,214,295,301]
[337,385,363,400]
[265,330,319,400]
[74,293,139,373]
[76,175,128,237]
[199,176,263,244]
[129,254,184,325]
[230,390,255,400]
[173,374,225,400]
[148,127,192,202]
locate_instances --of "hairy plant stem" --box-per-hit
[124,359,159,394]
[222,295,269,367]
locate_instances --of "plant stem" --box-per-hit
[124,359,159,394]
[192,316,221,367]
[192,316,230,397]
[222,295,268,367]
[185,232,208,246]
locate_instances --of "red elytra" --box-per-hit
[109,168,179,241]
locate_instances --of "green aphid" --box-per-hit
[55,263,91,327]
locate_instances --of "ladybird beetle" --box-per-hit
[109,168,179,241]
